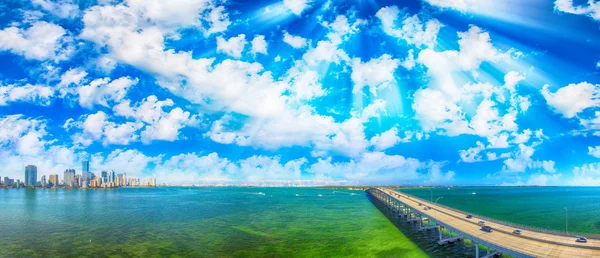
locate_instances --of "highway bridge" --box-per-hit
[367,188,600,258]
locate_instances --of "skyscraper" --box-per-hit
[25,165,37,187]
[101,171,108,184]
[64,169,76,187]
[81,160,90,184]
[49,174,58,187]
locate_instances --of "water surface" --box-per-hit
[0,187,430,258]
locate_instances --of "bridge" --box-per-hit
[367,187,600,258]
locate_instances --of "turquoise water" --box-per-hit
[0,187,435,258]
[400,187,600,235]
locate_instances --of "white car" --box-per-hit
[513,230,521,235]
[478,221,485,225]
[576,237,588,243]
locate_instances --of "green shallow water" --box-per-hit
[400,186,600,235]
[0,187,431,258]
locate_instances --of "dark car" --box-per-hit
[466,215,473,219]
[482,226,493,232]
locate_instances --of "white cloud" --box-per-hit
[351,54,400,95]
[113,95,200,143]
[541,82,600,118]
[502,144,555,173]
[0,115,48,157]
[369,127,401,151]
[0,83,54,106]
[250,35,268,55]
[502,144,534,172]
[375,6,442,48]
[302,15,365,66]
[78,76,138,109]
[589,146,600,158]
[307,152,423,182]
[554,0,600,21]
[0,21,71,61]
[459,141,485,163]
[412,27,520,139]
[76,111,143,146]
[282,31,307,48]
[571,162,600,186]
[32,0,79,18]
[203,5,231,35]
[425,163,455,184]
[216,34,247,58]
[529,160,556,173]
[283,0,312,15]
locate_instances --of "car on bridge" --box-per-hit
[513,229,521,235]
[576,237,588,243]
[481,226,494,232]
[478,221,485,225]
[466,214,473,219]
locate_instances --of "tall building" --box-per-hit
[101,171,108,184]
[110,171,116,183]
[41,175,47,187]
[64,169,76,187]
[25,165,37,187]
[49,174,59,187]
[81,160,91,182]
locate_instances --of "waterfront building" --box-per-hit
[4,177,14,186]
[101,171,108,184]
[41,175,46,187]
[81,160,91,184]
[24,165,37,187]
[49,174,59,187]
[64,169,76,187]
[110,171,116,183]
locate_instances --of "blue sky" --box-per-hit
[1,0,600,185]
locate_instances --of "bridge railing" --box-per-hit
[392,188,600,240]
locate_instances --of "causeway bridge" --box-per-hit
[367,187,600,258]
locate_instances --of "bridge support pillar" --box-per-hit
[475,243,479,258]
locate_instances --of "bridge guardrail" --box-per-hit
[392,188,600,240]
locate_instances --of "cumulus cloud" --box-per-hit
[283,0,312,15]
[78,76,139,109]
[216,34,247,58]
[541,82,600,118]
[554,0,600,21]
[369,127,401,151]
[282,31,307,48]
[571,162,600,186]
[351,54,400,95]
[250,35,268,55]
[0,115,48,157]
[375,6,442,48]
[0,83,54,106]
[32,0,79,18]
[0,21,72,61]
[412,26,520,138]
[589,146,600,158]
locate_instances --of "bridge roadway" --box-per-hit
[370,188,600,258]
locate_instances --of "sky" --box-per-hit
[1,0,600,186]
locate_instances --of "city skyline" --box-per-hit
[0,0,599,186]
[0,161,156,188]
